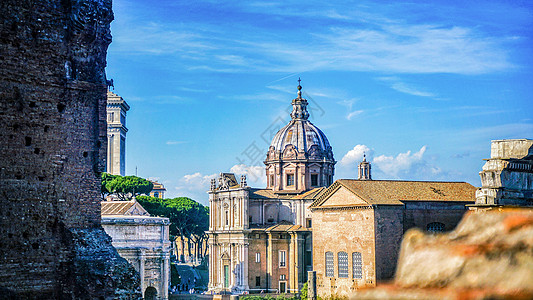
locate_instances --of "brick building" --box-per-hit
[0,0,140,297]
[310,160,476,298]
[207,82,332,294]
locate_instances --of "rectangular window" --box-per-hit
[287,174,294,186]
[255,252,261,263]
[255,276,261,287]
[311,174,318,186]
[280,274,286,280]
[279,250,286,267]
[353,252,362,279]
[306,218,312,228]
[270,175,274,187]
[325,251,334,277]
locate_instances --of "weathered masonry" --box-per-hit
[0,0,140,298]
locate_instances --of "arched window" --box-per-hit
[352,252,362,279]
[325,252,334,277]
[427,222,445,233]
[338,252,348,278]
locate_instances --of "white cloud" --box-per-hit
[230,164,267,187]
[173,164,267,204]
[174,172,217,205]
[112,7,513,75]
[340,145,373,166]
[373,145,443,179]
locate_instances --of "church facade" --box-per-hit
[207,83,334,294]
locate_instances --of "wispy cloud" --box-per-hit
[390,82,435,97]
[166,140,188,145]
[377,76,436,98]
[338,99,364,120]
[111,5,514,75]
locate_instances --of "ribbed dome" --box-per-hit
[270,120,333,157]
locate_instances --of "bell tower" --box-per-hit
[106,89,130,175]
[358,153,371,180]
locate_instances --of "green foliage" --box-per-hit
[136,195,209,238]
[300,282,308,300]
[103,175,153,200]
[137,195,210,261]
[101,172,116,198]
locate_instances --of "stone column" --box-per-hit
[163,252,170,300]
[139,250,146,296]
[307,271,317,300]
[243,241,250,291]
[267,233,273,292]
[290,232,297,291]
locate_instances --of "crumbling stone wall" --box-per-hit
[0,0,141,298]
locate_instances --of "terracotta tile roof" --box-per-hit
[101,200,149,216]
[250,221,310,232]
[249,188,278,199]
[311,179,477,208]
[291,187,326,200]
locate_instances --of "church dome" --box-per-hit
[264,80,336,192]
[269,120,333,159]
[266,82,334,162]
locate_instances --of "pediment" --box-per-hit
[126,201,149,216]
[283,163,297,169]
[319,186,368,207]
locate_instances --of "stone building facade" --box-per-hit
[0,0,140,298]
[102,200,172,300]
[107,90,130,176]
[310,161,476,298]
[207,83,332,294]
[473,139,533,208]
[150,180,167,199]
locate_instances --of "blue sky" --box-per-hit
[106,0,533,204]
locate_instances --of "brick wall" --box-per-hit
[373,206,404,281]
[0,0,140,298]
[312,207,376,298]
[403,201,470,232]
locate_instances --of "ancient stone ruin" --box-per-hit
[0,0,140,298]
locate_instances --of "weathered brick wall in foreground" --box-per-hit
[0,0,140,298]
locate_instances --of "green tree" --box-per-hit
[105,175,153,201]
[137,196,209,262]
[100,172,116,200]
